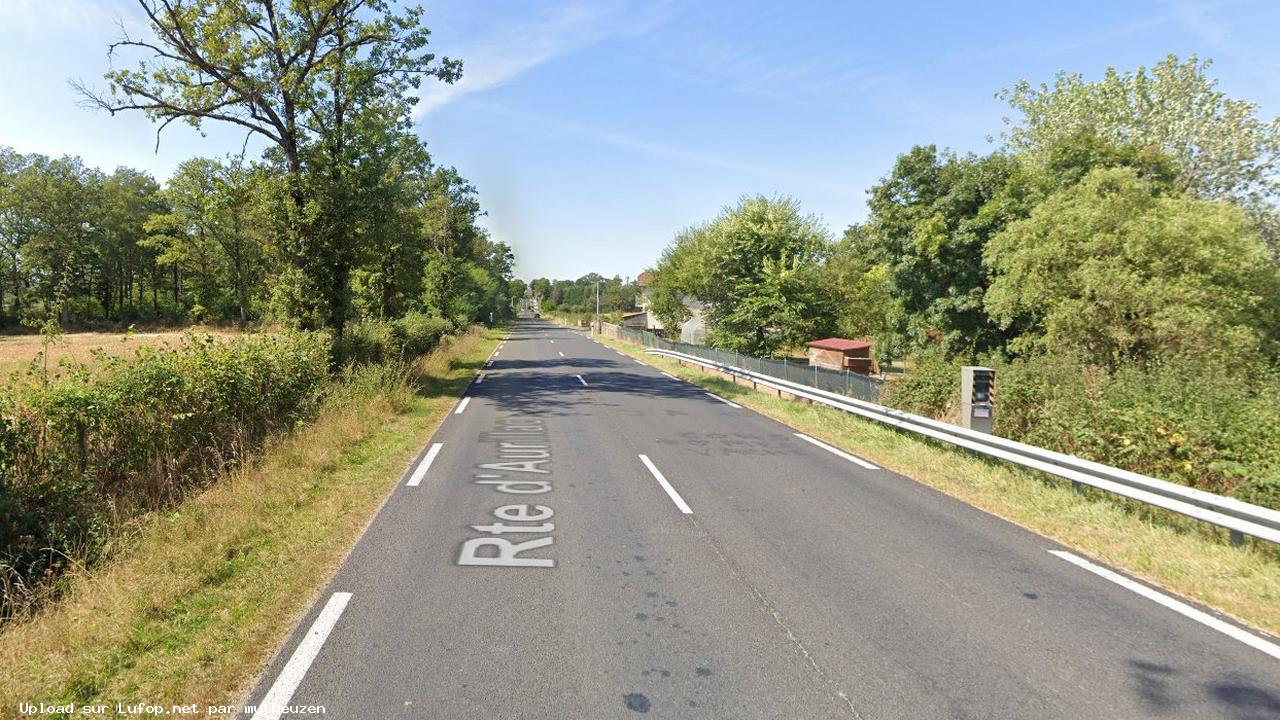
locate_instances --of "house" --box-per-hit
[635,270,654,310]
[806,337,878,375]
[625,270,665,332]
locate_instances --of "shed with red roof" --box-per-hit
[806,337,878,375]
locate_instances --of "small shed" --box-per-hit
[620,310,649,328]
[806,338,878,376]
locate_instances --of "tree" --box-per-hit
[8,155,106,324]
[96,167,164,320]
[79,0,462,333]
[0,150,34,324]
[822,227,901,358]
[508,278,527,305]
[650,195,831,356]
[984,167,1278,365]
[860,147,1023,355]
[528,277,550,306]
[999,54,1280,246]
[144,157,268,324]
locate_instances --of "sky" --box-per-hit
[3,1,1280,281]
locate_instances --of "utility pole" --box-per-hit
[594,278,601,335]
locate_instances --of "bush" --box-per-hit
[994,355,1280,505]
[336,314,455,366]
[882,349,1280,510]
[0,332,329,617]
[334,318,397,366]
[393,312,454,357]
[882,347,962,418]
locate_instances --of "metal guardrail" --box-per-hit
[644,348,1280,546]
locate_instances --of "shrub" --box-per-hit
[393,312,454,357]
[993,356,1280,504]
[336,313,455,366]
[0,332,329,617]
[883,348,1280,510]
[335,318,397,365]
[882,347,962,418]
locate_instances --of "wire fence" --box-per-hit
[603,322,884,402]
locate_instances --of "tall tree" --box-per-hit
[985,167,1279,365]
[650,195,832,356]
[79,0,461,333]
[861,147,1022,355]
[999,54,1280,247]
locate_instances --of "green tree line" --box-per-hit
[0,147,515,332]
[530,274,640,315]
[0,1,518,335]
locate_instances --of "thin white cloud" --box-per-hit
[1162,0,1280,94]
[467,100,861,197]
[416,1,672,117]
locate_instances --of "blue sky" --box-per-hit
[2,1,1279,280]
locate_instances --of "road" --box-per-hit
[242,319,1279,719]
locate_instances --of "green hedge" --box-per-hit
[883,351,1280,510]
[0,332,329,616]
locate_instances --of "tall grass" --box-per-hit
[0,318,466,620]
[0,332,329,618]
[0,326,495,716]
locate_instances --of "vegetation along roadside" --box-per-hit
[0,324,502,718]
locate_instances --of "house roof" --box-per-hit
[621,310,648,318]
[806,337,873,352]
[636,270,653,287]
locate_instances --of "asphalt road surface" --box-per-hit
[242,319,1280,719]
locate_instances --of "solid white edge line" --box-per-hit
[705,392,742,409]
[255,591,352,720]
[575,374,588,386]
[454,396,472,415]
[639,454,693,514]
[406,443,443,487]
[660,371,679,380]
[634,359,648,366]
[1049,550,1280,661]
[794,432,879,470]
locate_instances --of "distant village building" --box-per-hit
[806,338,878,376]
[627,271,664,331]
[621,309,656,329]
[632,269,707,343]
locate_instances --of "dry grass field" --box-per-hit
[0,328,247,380]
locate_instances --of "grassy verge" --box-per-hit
[0,326,502,719]
[594,332,1280,638]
